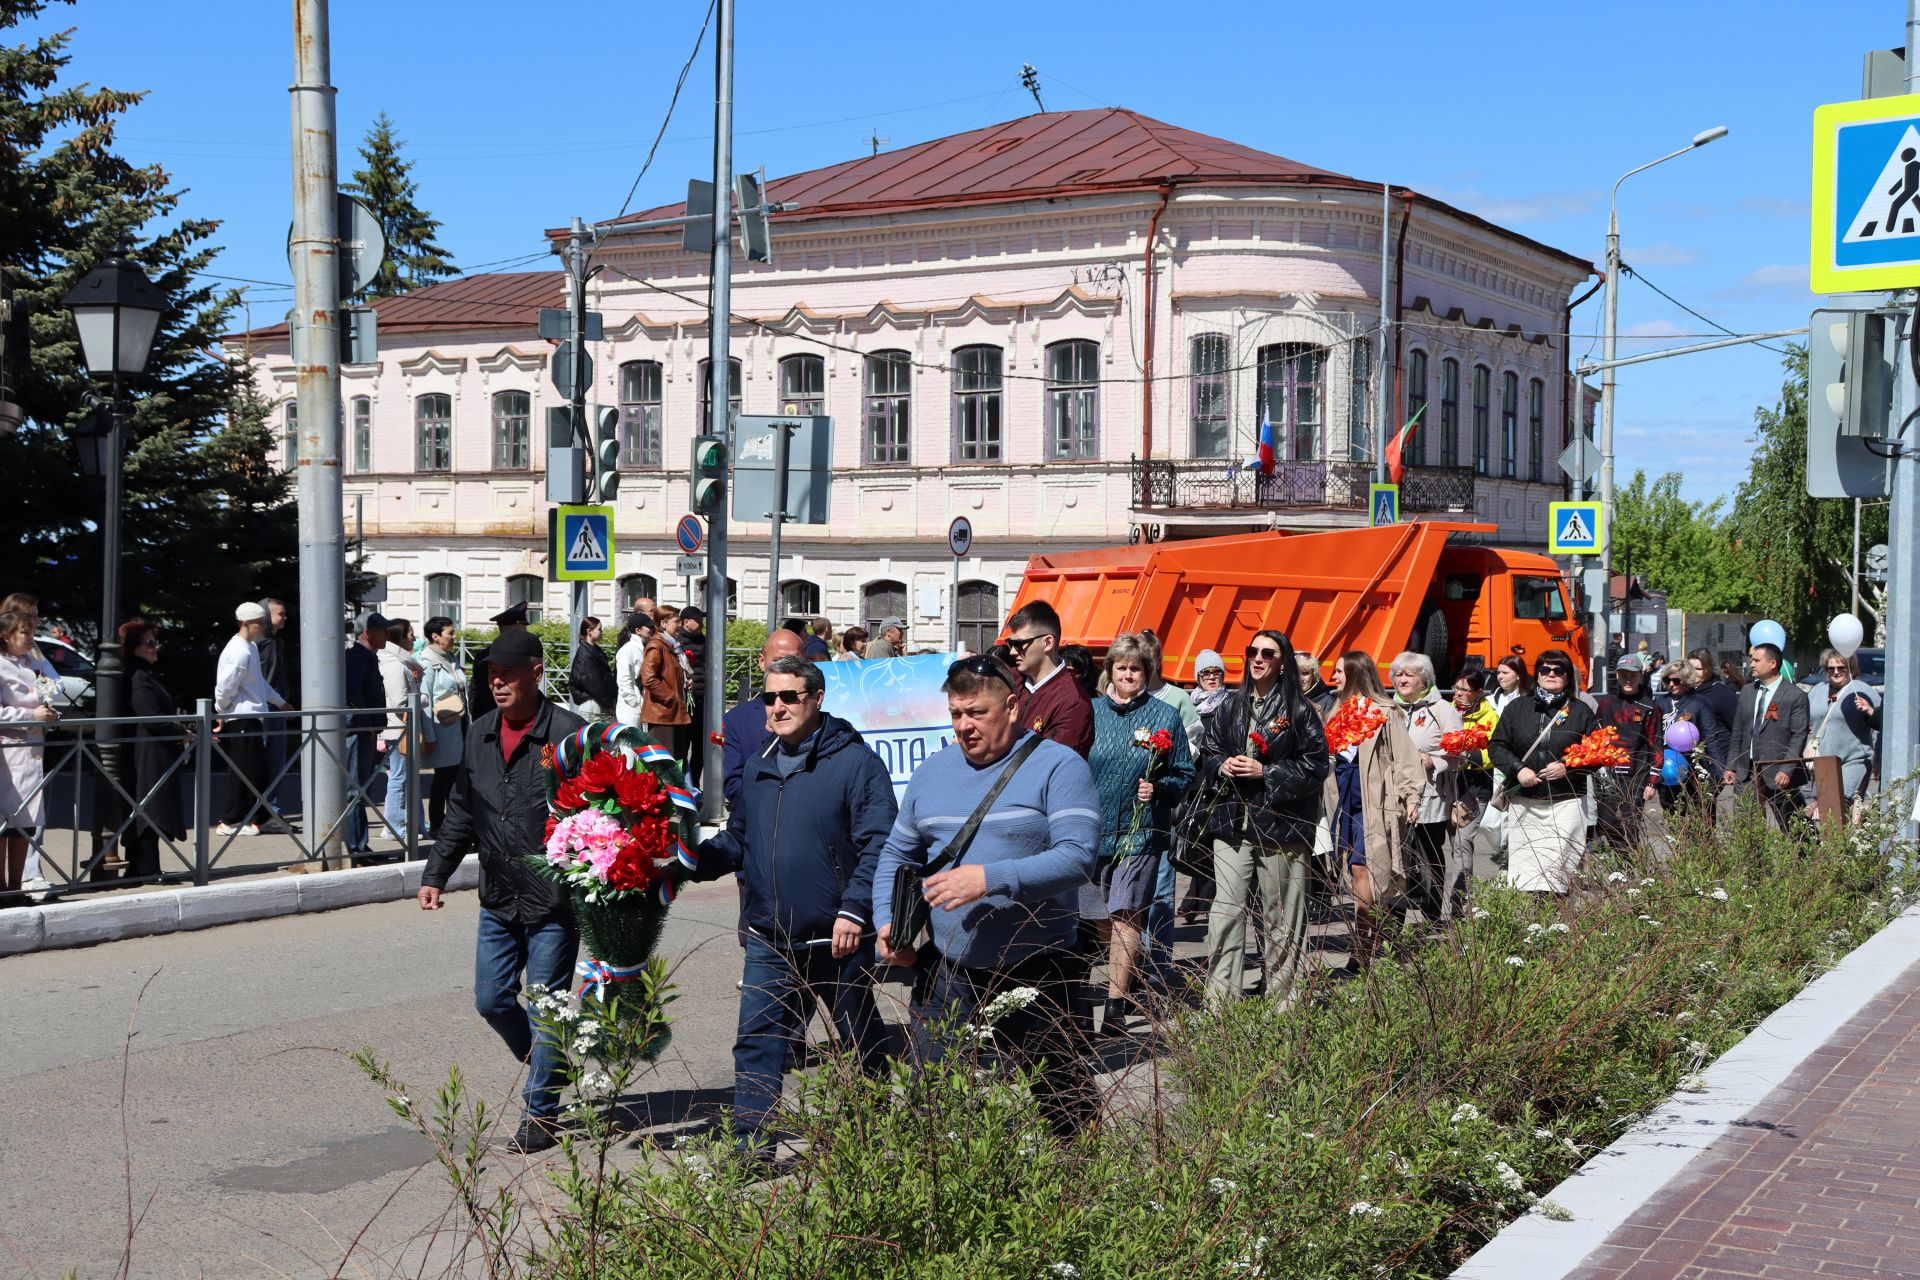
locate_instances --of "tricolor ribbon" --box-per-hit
[576,954,653,1001]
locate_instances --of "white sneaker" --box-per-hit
[215,823,259,837]
[21,876,50,903]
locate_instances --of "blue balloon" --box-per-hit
[1660,749,1684,786]
[1750,619,1787,650]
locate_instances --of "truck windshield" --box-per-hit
[1513,577,1568,622]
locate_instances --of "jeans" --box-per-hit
[382,744,415,840]
[344,733,378,852]
[474,908,581,1120]
[733,934,884,1137]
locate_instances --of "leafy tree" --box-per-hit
[343,111,456,299]
[1611,469,1755,614]
[0,0,296,691]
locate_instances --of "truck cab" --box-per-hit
[1422,545,1587,682]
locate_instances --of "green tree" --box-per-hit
[344,112,456,299]
[1611,470,1754,613]
[0,0,296,690]
[1727,346,1887,647]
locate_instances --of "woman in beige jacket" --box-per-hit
[1321,651,1425,969]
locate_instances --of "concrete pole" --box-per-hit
[700,0,735,823]
[1375,181,1391,484]
[289,0,346,864]
[1881,0,1920,820]
[567,216,591,674]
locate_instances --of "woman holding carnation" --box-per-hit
[1320,652,1424,968]
[1488,648,1596,894]
[1085,633,1193,1033]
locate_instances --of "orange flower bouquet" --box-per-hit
[1439,725,1492,756]
[1562,726,1631,770]
[1324,697,1389,754]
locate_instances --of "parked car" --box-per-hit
[34,635,96,713]
[1855,647,1885,688]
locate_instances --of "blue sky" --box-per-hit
[28,0,1891,504]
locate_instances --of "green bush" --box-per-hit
[363,803,1916,1277]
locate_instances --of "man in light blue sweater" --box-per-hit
[874,654,1101,1135]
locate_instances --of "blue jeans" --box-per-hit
[1145,850,1177,982]
[344,733,378,852]
[382,744,414,840]
[734,934,883,1138]
[474,908,581,1120]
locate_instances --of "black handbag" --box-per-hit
[889,734,1045,953]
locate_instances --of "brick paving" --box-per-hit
[1568,958,1920,1280]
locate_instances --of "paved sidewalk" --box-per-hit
[1567,958,1920,1280]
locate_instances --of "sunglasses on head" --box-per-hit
[759,688,813,706]
[949,654,1021,691]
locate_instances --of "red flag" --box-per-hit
[1385,404,1427,485]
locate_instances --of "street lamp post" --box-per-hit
[62,248,165,843]
[1596,126,1727,692]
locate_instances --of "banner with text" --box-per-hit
[820,653,956,799]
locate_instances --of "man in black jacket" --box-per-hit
[691,655,896,1146]
[418,629,586,1154]
[344,612,388,855]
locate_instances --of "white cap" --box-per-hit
[235,601,268,623]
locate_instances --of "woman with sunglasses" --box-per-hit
[1487,648,1596,894]
[1321,652,1424,968]
[1195,629,1329,1003]
[1803,649,1880,823]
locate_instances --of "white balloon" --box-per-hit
[1828,612,1865,659]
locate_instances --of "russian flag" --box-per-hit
[1256,407,1276,476]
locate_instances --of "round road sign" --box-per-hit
[676,515,704,554]
[948,516,973,558]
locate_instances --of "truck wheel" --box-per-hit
[1413,608,1451,683]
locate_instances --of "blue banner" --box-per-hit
[820,653,956,799]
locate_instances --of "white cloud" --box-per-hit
[1423,185,1597,224]
[1626,243,1702,267]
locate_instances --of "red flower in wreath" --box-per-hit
[613,766,667,816]
[576,751,626,797]
[553,775,588,813]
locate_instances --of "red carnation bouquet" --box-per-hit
[1120,724,1178,855]
[1324,697,1389,754]
[1562,726,1632,770]
[1439,725,1492,756]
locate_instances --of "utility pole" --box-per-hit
[290,0,346,865]
[1375,181,1391,484]
[566,215,592,669]
[700,0,736,824]
[1883,0,1920,817]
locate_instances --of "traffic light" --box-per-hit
[690,434,727,515]
[1810,307,1895,439]
[593,405,621,502]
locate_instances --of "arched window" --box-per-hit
[956,580,999,655]
[779,353,826,416]
[505,574,544,623]
[952,345,1003,463]
[1190,333,1230,458]
[1471,364,1491,475]
[697,358,742,434]
[864,350,911,465]
[492,390,531,470]
[425,573,463,627]
[1439,358,1460,466]
[619,361,663,467]
[415,393,452,472]
[781,580,821,618]
[282,401,298,471]
[619,574,659,615]
[1500,371,1519,478]
[1256,342,1325,461]
[351,396,371,473]
[1405,350,1429,467]
[1527,378,1545,482]
[862,579,908,635]
[1045,339,1100,460]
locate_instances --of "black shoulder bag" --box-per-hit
[889,734,1045,953]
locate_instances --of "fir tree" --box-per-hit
[344,111,457,298]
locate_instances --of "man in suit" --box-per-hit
[1724,641,1810,828]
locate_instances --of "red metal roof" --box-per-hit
[224,270,563,344]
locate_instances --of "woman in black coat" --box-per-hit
[121,619,186,880]
[568,616,618,717]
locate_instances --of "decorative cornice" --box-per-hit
[398,350,469,377]
[476,346,546,374]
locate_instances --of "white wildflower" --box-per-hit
[1677,1073,1709,1093]
[1526,923,1544,935]
[981,986,1041,1024]
[1549,921,1570,933]
[1675,1010,1695,1022]
[1471,907,1489,920]
[1626,888,1642,899]
[1685,1039,1710,1058]
[1561,1137,1580,1154]
[1708,887,1729,902]
[1147,1199,1165,1213]
[1639,878,1656,886]
[1488,1158,1525,1191]
[1207,1176,1241,1194]
[1638,914,1662,927]
[1535,1198,1575,1221]
[1049,1262,1081,1278]
[1607,871,1627,884]
[580,1070,612,1092]
[1450,1102,1481,1124]
[1505,955,1526,967]
[1533,1127,1554,1139]
[1695,959,1718,974]
[1349,1200,1385,1217]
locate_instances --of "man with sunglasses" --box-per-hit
[1004,601,1093,758]
[721,627,806,808]
[690,655,896,1148]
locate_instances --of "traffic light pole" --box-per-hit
[700,0,735,824]
[566,215,592,672]
[1884,0,1920,824]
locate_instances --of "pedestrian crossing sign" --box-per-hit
[1369,483,1399,527]
[548,504,615,581]
[1548,501,1604,555]
[1812,94,1920,293]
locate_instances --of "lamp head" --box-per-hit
[61,247,166,378]
[1691,126,1729,147]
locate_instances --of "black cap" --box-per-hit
[681,606,705,624]
[357,610,392,632]
[490,601,530,627]
[488,628,545,668]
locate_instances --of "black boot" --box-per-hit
[1099,996,1132,1037]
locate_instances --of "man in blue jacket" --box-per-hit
[693,655,897,1146]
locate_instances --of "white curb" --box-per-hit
[0,854,479,956]
[1454,903,1920,1279]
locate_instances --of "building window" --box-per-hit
[619,574,659,615]
[1528,378,1545,482]
[1439,358,1460,466]
[619,361,663,467]
[505,574,544,623]
[426,573,462,627]
[1471,364,1491,475]
[864,350,911,465]
[697,358,742,435]
[1190,333,1230,459]
[1045,339,1099,460]
[952,345,1003,463]
[957,580,999,655]
[1500,372,1519,478]
[282,401,298,470]
[491,390,531,470]
[415,393,452,472]
[862,579,908,635]
[1256,343,1325,461]
[351,396,371,473]
[779,353,826,416]
[1349,337,1372,463]
[781,580,821,619]
[1405,349,1428,466]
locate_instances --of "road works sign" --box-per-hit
[548,504,614,581]
[1548,501,1604,555]
[1812,94,1920,292]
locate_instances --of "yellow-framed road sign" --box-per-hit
[1548,501,1603,555]
[548,504,615,581]
[1812,93,1920,293]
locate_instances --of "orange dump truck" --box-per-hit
[1006,522,1588,685]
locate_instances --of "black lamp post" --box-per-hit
[62,249,165,831]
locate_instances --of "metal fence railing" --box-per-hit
[450,638,763,705]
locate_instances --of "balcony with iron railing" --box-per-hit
[1130,456,1479,516]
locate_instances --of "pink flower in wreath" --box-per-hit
[546,809,628,879]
